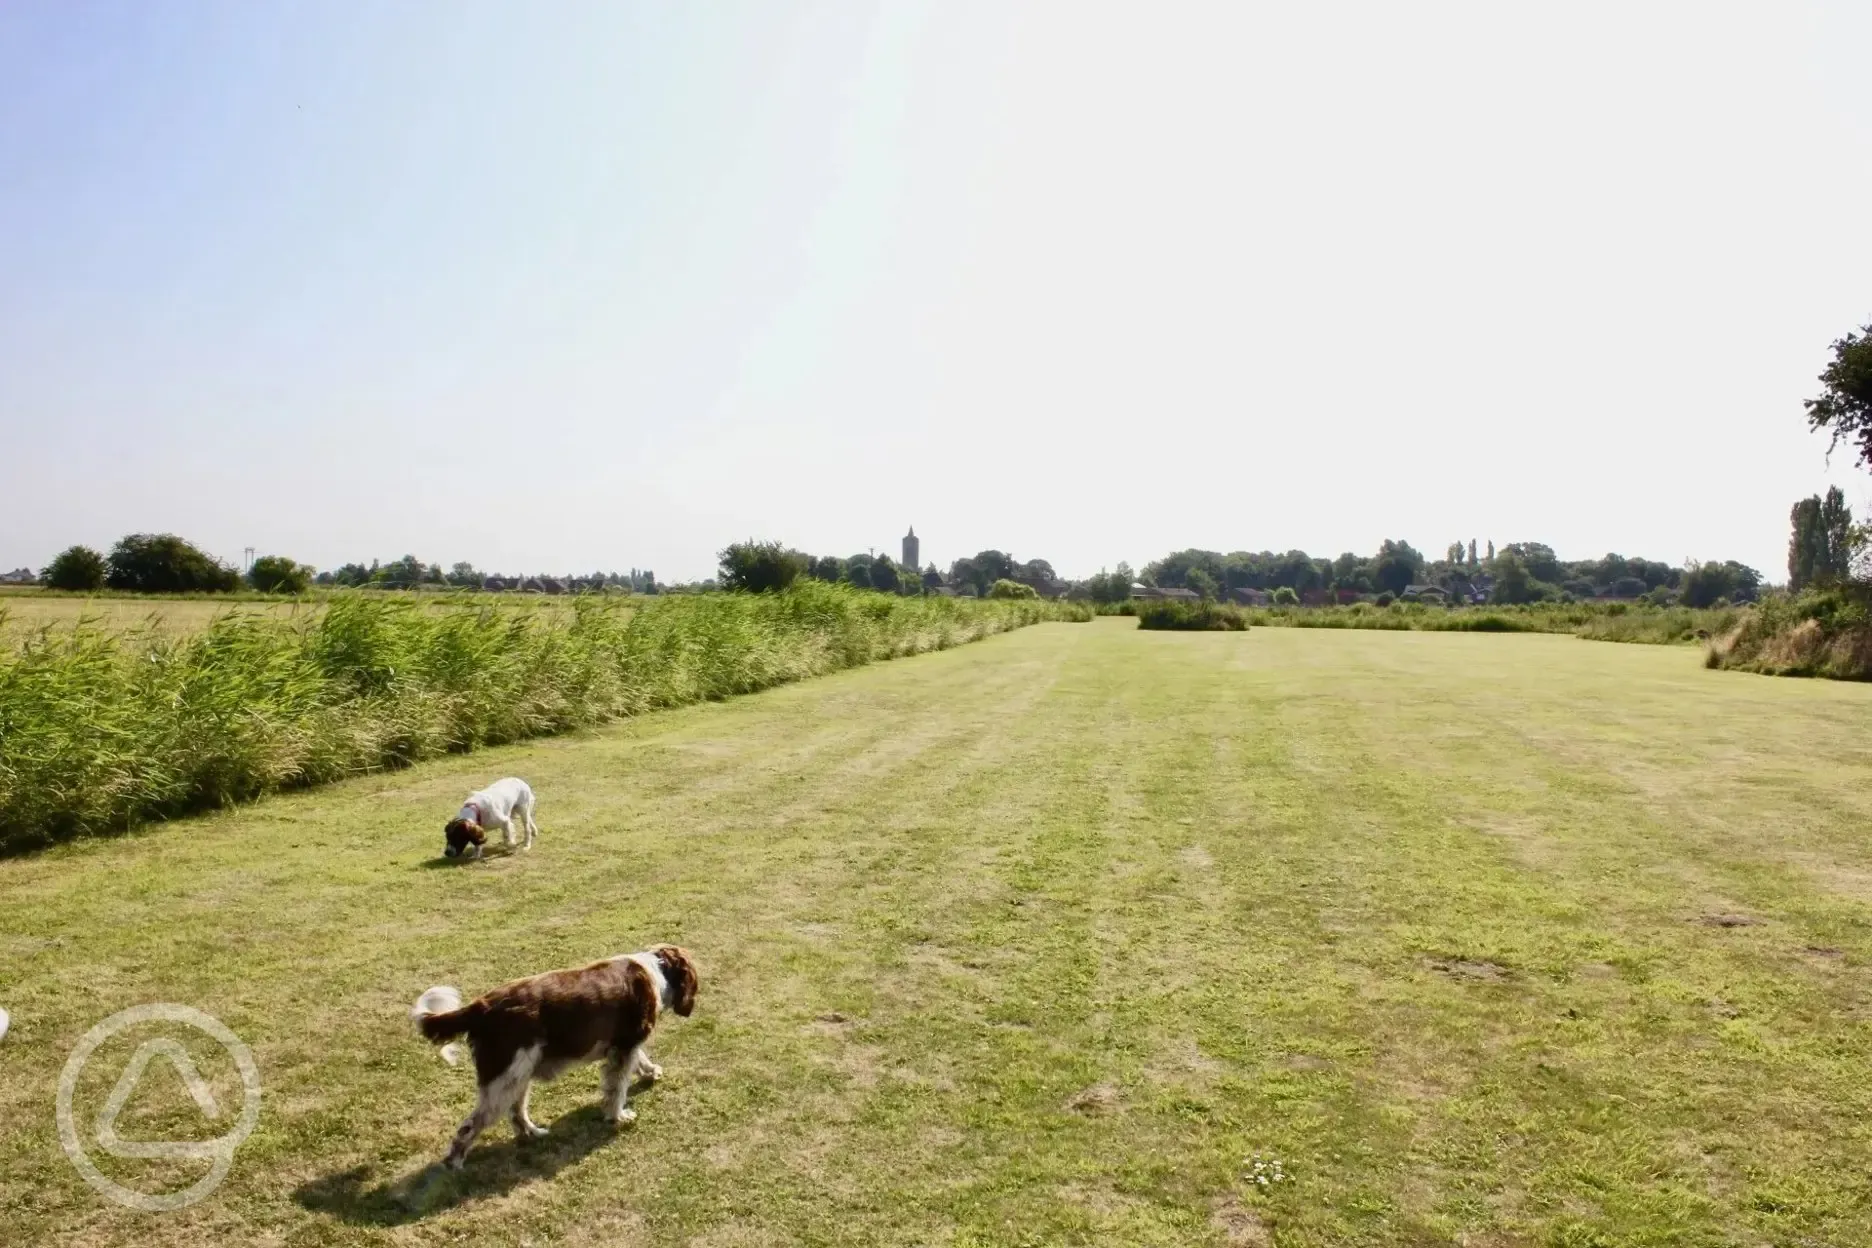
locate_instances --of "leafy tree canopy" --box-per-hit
[1805,321,1872,472]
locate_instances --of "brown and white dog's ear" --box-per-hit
[655,945,698,1016]
[443,819,486,857]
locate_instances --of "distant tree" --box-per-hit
[1372,540,1424,597]
[870,555,902,594]
[105,534,239,593]
[808,555,843,583]
[843,554,874,590]
[1468,539,1478,569]
[372,554,427,589]
[43,545,106,591]
[718,540,809,593]
[1185,567,1220,601]
[922,564,943,590]
[988,578,1038,599]
[946,551,1016,596]
[1804,320,1872,472]
[329,561,375,587]
[1486,540,1496,564]
[972,550,1017,584]
[1143,549,1226,590]
[1680,561,1725,608]
[1018,558,1057,586]
[1268,550,1322,592]
[1681,559,1763,608]
[1084,563,1135,604]
[1489,552,1541,604]
[247,555,312,594]
[446,561,481,588]
[1503,542,1561,584]
[1272,586,1299,606]
[1818,486,1855,584]
[1790,496,1824,590]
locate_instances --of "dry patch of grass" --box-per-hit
[3,622,1872,1244]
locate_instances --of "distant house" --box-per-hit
[1131,585,1201,602]
[1228,587,1271,607]
[1402,584,1448,602]
[0,567,35,584]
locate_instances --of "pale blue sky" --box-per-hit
[4,1,1870,582]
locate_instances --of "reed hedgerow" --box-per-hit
[0,584,1059,853]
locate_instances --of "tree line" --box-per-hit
[1094,541,1764,609]
[34,536,657,596]
[717,542,1059,598]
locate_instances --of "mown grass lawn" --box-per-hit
[4,619,1872,1246]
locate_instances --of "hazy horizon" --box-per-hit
[5,2,1870,583]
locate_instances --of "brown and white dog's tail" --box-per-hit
[411,986,475,1066]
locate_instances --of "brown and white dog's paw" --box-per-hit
[640,1061,663,1082]
[607,1107,638,1127]
[517,1123,549,1140]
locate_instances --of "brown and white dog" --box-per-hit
[410,945,699,1169]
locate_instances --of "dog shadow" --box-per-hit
[417,846,519,870]
[293,1102,633,1225]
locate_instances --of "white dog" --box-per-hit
[443,777,538,858]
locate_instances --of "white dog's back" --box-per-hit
[468,777,533,822]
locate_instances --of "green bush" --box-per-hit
[43,546,106,591]
[718,540,809,593]
[1271,586,1299,606]
[988,579,1038,599]
[0,584,1059,853]
[247,555,313,595]
[1134,600,1250,631]
[106,534,240,594]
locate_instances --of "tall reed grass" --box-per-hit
[1231,600,1740,641]
[1706,589,1872,680]
[0,586,1059,854]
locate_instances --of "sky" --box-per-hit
[3,1,1870,584]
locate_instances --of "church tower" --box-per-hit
[901,526,919,572]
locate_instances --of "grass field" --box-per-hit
[4,620,1872,1245]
